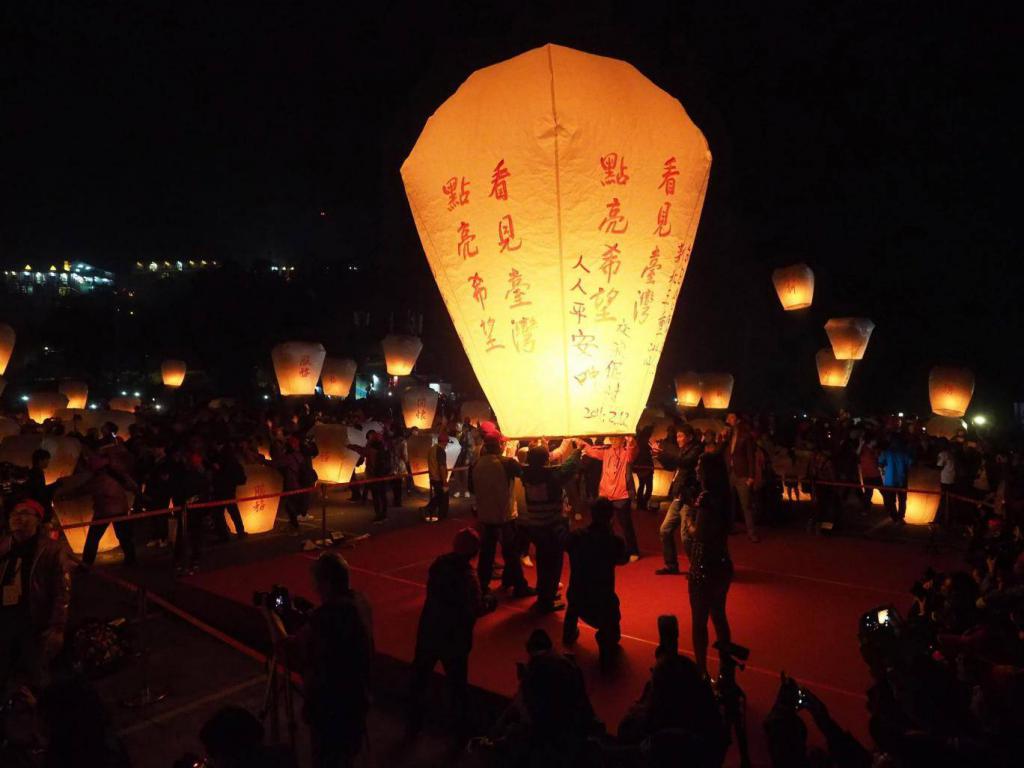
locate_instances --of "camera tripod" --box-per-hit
[257,607,299,752]
[713,643,752,768]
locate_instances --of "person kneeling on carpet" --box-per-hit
[563,497,629,668]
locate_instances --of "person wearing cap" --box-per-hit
[423,427,451,522]
[0,499,71,691]
[408,527,492,735]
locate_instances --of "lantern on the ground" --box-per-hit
[53,495,120,555]
[310,424,364,485]
[700,374,734,409]
[461,400,491,426]
[271,341,327,396]
[825,318,875,360]
[402,386,439,430]
[381,335,422,376]
[905,466,941,525]
[109,396,140,413]
[321,357,357,398]
[28,392,68,424]
[0,323,14,375]
[401,44,711,437]
[59,380,89,409]
[162,359,187,388]
[771,264,814,311]
[816,348,854,388]
[674,372,702,408]
[408,432,461,490]
[230,464,283,534]
[929,366,974,418]
[0,435,82,484]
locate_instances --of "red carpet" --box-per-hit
[186,512,961,766]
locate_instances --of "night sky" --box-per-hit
[2,2,1020,418]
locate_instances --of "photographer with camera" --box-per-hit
[272,552,373,768]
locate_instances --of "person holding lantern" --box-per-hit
[584,436,640,561]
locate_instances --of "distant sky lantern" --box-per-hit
[0,323,14,375]
[109,396,140,413]
[321,357,357,398]
[381,335,423,377]
[929,366,974,417]
[815,348,854,388]
[771,263,814,310]
[271,341,327,396]
[229,464,282,534]
[401,385,439,430]
[700,373,734,409]
[59,380,89,409]
[674,372,702,407]
[824,318,875,360]
[401,44,711,437]
[162,359,187,388]
[28,392,68,423]
[461,399,492,426]
[310,424,364,484]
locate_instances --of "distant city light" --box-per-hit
[120,391,127,396]
[897,412,904,418]
[133,391,141,397]
[262,394,270,401]
[88,403,98,410]
[972,414,987,426]
[154,403,162,410]
[20,395,29,402]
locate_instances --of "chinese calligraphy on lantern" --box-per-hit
[442,176,470,210]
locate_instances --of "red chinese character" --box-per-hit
[600,243,622,283]
[600,198,628,234]
[497,214,521,252]
[457,221,478,260]
[590,286,619,322]
[467,272,487,310]
[570,278,587,296]
[298,354,311,379]
[572,253,590,273]
[489,159,511,200]
[658,157,679,195]
[480,317,505,352]
[570,301,587,323]
[442,176,470,210]
[654,201,672,236]
[599,153,629,185]
[641,247,662,284]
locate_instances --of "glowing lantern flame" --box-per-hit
[0,323,14,375]
[109,396,141,413]
[59,380,89,409]
[321,357,357,398]
[824,318,875,360]
[381,335,422,377]
[401,386,439,430]
[674,372,702,407]
[271,341,327,396]
[162,359,187,388]
[310,424,364,484]
[28,392,69,423]
[816,348,854,388]
[401,44,711,437]
[461,399,492,426]
[228,464,282,534]
[771,264,814,310]
[700,374,734,410]
[928,366,974,418]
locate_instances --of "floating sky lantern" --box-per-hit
[381,335,423,377]
[771,263,814,311]
[700,373,734,409]
[321,357,357,398]
[461,399,492,426]
[229,464,283,534]
[59,380,89,409]
[28,392,68,424]
[161,359,187,388]
[928,366,974,418]
[271,341,327,396]
[402,385,439,430]
[109,396,141,413]
[310,424,364,485]
[824,318,875,360]
[401,44,711,437]
[0,434,82,484]
[674,372,702,407]
[816,348,854,388]
[905,466,941,525]
[0,323,14,375]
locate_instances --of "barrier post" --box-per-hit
[320,484,328,544]
[121,586,167,708]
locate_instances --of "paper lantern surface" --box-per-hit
[55,408,135,435]
[905,466,941,525]
[109,396,141,413]
[53,495,120,555]
[381,335,423,377]
[825,318,875,360]
[816,348,854,388]
[162,359,187,388]
[59,380,89,409]
[310,424,364,484]
[674,372,702,408]
[929,366,974,418]
[771,264,814,311]
[272,341,327,396]
[408,433,461,490]
[402,386,440,430]
[231,464,284,534]
[924,415,963,440]
[0,323,14,375]
[402,44,711,437]
[700,374,734,410]
[321,357,357,398]
[0,435,82,484]
[28,392,69,424]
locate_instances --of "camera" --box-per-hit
[859,603,901,640]
[253,585,313,633]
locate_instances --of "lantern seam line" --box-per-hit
[547,44,571,437]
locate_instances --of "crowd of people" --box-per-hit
[2,394,1023,766]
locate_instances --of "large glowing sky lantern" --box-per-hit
[0,323,14,375]
[929,366,974,418]
[771,264,814,311]
[825,318,875,360]
[401,44,711,437]
[381,335,422,376]
[272,341,327,396]
[162,359,187,388]
[402,385,439,430]
[59,380,89,409]
[321,357,357,398]
[674,372,702,408]
[816,348,854,388]
[28,392,68,424]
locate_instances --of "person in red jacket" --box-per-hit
[584,437,640,561]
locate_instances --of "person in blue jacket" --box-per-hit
[878,437,913,523]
